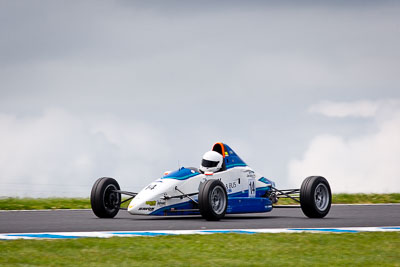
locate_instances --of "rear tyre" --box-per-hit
[198,179,228,221]
[91,177,121,218]
[300,176,331,218]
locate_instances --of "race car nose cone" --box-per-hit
[127,196,158,215]
[127,203,136,213]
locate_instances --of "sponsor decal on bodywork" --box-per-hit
[225,181,237,193]
[139,207,155,211]
[157,200,166,206]
[245,170,256,179]
[145,201,156,206]
[248,178,256,198]
[145,184,157,190]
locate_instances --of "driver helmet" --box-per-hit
[200,151,223,173]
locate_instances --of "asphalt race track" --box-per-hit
[1,204,399,234]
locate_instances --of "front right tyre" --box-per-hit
[300,176,332,218]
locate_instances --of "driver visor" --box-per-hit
[202,159,219,168]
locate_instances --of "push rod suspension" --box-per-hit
[174,186,198,204]
[272,187,301,203]
[112,190,137,197]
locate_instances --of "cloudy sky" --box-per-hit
[1,1,399,197]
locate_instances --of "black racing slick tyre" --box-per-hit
[91,177,121,218]
[198,179,228,221]
[300,176,332,218]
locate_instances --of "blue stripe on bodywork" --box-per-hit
[259,177,276,187]
[162,167,200,180]
[226,163,247,169]
[258,177,271,185]
[150,187,272,216]
[228,187,270,198]
[150,200,199,216]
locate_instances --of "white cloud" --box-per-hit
[0,108,258,197]
[289,99,400,193]
[0,109,171,197]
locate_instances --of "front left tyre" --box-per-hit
[198,179,228,221]
[91,177,121,218]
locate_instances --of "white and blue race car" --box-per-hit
[90,142,332,221]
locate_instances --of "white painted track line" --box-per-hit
[1,226,400,240]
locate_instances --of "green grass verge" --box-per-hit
[0,198,91,210]
[0,193,399,210]
[1,232,399,266]
[0,197,132,210]
[277,193,400,205]
[332,193,400,204]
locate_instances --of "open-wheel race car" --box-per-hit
[90,142,332,221]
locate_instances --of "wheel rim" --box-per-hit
[103,184,120,212]
[210,185,226,215]
[314,183,329,211]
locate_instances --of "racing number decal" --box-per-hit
[248,178,256,198]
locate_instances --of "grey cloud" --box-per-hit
[0,1,400,196]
